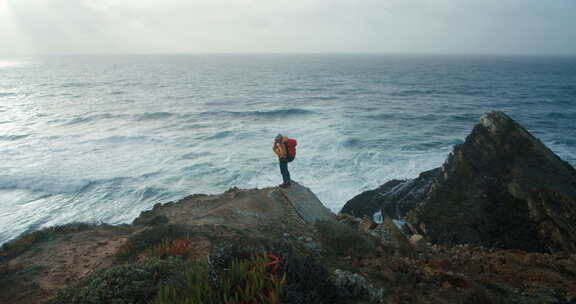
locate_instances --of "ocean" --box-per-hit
[1,54,575,245]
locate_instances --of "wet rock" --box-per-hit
[341,169,439,219]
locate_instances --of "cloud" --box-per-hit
[7,0,112,54]
[3,0,576,55]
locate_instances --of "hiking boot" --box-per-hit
[279,183,290,188]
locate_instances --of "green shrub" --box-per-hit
[1,223,96,259]
[116,224,196,260]
[51,222,96,234]
[152,255,285,304]
[210,243,263,271]
[49,241,365,304]
[0,266,45,285]
[49,258,183,304]
[210,243,351,304]
[280,254,345,304]
[143,239,196,260]
[134,215,169,226]
[315,220,377,257]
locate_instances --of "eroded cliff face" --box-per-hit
[342,111,576,253]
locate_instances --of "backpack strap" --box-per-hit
[284,142,290,158]
[284,141,295,162]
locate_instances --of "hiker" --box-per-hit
[273,134,297,188]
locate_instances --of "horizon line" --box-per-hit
[1,52,576,57]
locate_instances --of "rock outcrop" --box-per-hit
[341,111,576,253]
[134,181,336,228]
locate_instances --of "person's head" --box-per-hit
[274,134,283,143]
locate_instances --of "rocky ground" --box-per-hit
[343,218,576,303]
[1,182,575,304]
[0,183,335,304]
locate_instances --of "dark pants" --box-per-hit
[279,158,291,184]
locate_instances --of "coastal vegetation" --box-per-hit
[1,223,97,259]
[47,240,356,304]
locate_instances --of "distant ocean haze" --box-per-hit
[0,54,575,245]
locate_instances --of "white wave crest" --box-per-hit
[0,175,95,194]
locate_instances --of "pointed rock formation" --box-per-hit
[342,111,576,253]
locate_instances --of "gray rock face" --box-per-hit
[341,111,576,253]
[274,181,337,224]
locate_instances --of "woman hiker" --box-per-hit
[273,134,297,188]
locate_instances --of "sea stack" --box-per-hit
[342,111,576,253]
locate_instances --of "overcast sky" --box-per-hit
[1,0,575,56]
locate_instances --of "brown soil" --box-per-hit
[1,225,134,304]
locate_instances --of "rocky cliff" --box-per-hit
[0,183,359,304]
[2,114,576,304]
[342,111,576,253]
